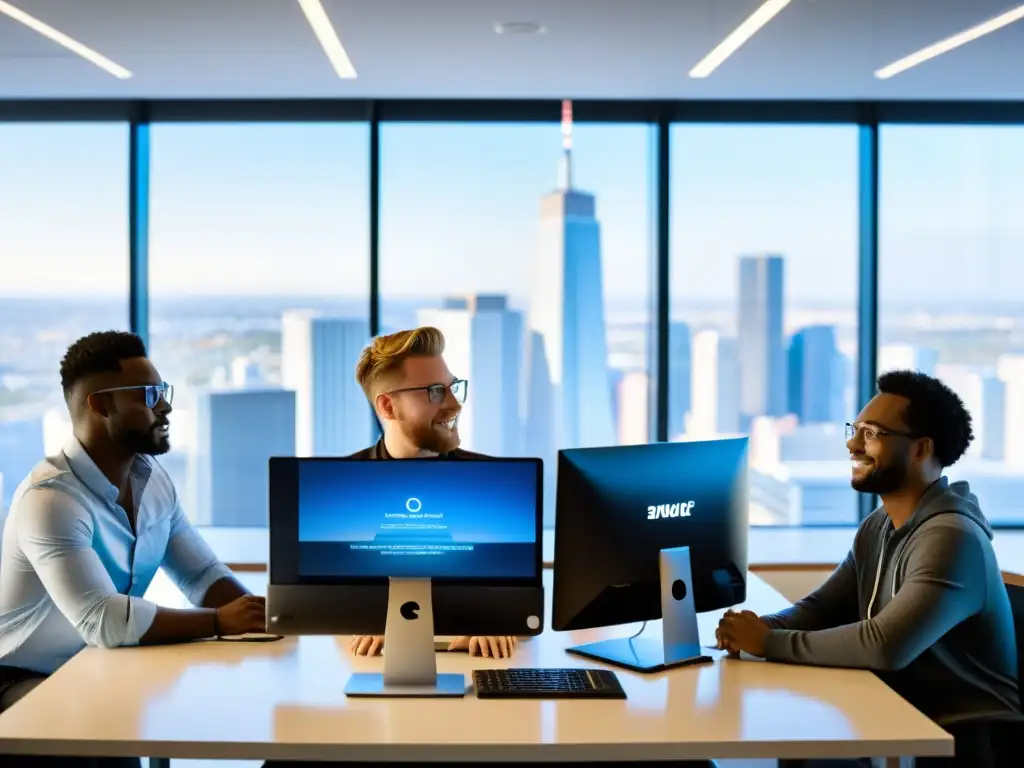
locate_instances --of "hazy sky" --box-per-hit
[1,121,1022,304]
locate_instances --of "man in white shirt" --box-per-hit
[0,331,266,729]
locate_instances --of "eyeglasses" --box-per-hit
[92,382,174,409]
[845,422,917,442]
[388,379,468,405]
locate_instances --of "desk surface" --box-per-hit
[0,572,952,763]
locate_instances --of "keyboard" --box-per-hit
[473,668,626,699]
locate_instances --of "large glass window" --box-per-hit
[670,124,860,526]
[380,121,654,525]
[880,125,1024,526]
[0,124,129,513]
[149,123,371,527]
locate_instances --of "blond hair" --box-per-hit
[355,326,446,402]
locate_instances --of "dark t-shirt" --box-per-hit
[348,437,488,460]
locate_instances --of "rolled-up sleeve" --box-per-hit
[161,495,234,606]
[15,488,157,648]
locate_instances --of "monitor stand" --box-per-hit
[566,546,712,673]
[344,577,467,697]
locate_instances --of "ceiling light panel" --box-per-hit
[297,0,357,79]
[0,0,131,79]
[689,0,792,78]
[875,3,1024,79]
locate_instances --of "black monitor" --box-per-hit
[552,438,749,673]
[268,456,545,697]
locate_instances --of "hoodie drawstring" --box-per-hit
[866,526,888,619]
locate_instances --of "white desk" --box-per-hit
[0,572,952,763]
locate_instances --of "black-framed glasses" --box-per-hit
[845,422,917,442]
[92,382,174,409]
[389,379,468,405]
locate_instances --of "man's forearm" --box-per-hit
[139,606,218,645]
[201,575,249,608]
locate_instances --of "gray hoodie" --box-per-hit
[762,478,1020,726]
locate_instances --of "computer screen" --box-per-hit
[552,438,749,633]
[268,457,545,637]
[295,460,538,580]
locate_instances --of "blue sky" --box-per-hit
[1,121,1022,304]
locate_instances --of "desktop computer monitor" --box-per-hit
[552,437,749,673]
[267,456,544,697]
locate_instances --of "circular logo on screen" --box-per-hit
[405,497,422,513]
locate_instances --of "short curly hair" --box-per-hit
[877,369,974,467]
[355,326,446,401]
[60,330,148,398]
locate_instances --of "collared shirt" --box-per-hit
[0,438,233,674]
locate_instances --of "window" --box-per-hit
[670,124,860,526]
[0,124,129,513]
[148,123,371,527]
[380,121,654,525]
[880,125,1024,526]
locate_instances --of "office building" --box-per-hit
[878,343,939,377]
[616,370,649,445]
[0,413,44,510]
[688,330,740,438]
[780,423,849,463]
[190,387,296,526]
[523,100,616,459]
[231,356,263,388]
[418,294,523,455]
[282,311,372,457]
[936,364,1006,461]
[669,321,692,438]
[738,254,787,426]
[997,355,1024,466]
[787,325,843,424]
[979,375,1007,462]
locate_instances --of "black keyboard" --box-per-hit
[473,668,626,699]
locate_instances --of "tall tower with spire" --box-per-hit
[558,98,573,190]
[523,100,616,522]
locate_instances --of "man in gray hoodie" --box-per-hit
[717,370,1019,765]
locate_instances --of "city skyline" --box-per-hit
[2,119,1024,528]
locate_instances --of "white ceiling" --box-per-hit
[1,0,1023,100]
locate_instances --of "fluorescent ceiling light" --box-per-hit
[0,0,131,79]
[875,3,1024,79]
[689,0,791,78]
[297,0,357,79]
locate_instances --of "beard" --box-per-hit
[115,419,171,456]
[851,454,908,495]
[400,411,461,455]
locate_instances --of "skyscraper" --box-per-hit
[937,363,1006,461]
[524,100,616,460]
[997,355,1024,467]
[737,254,786,426]
[190,388,296,526]
[669,321,692,439]
[616,370,649,445]
[418,294,523,455]
[878,343,939,377]
[689,329,740,437]
[523,101,615,524]
[282,311,372,457]
[787,325,843,424]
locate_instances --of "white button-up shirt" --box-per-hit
[0,438,233,674]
